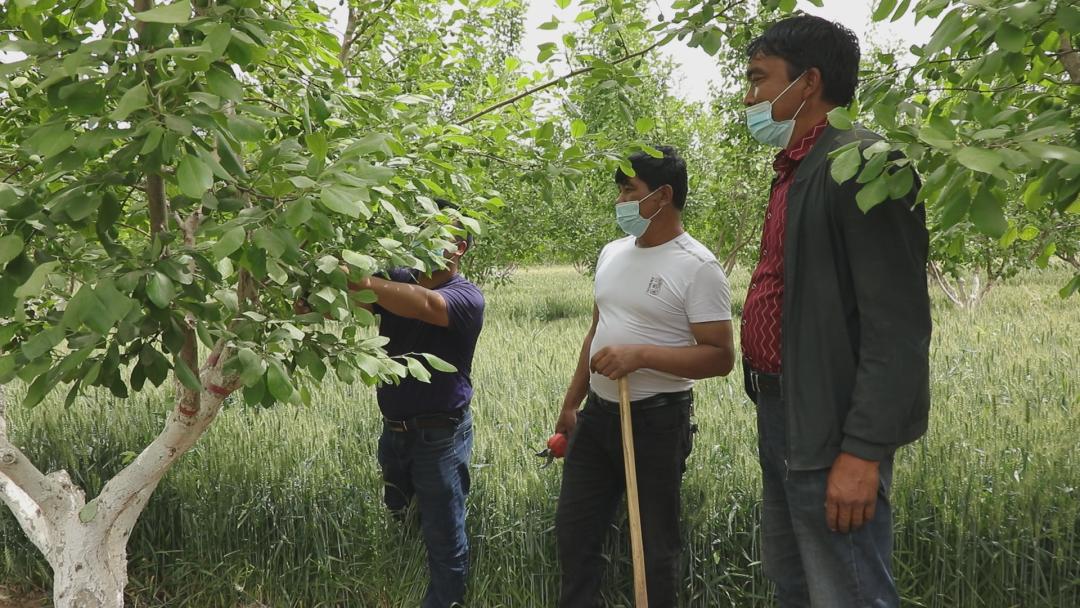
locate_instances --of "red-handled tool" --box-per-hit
[536,432,568,468]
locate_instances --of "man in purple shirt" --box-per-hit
[346,202,484,608]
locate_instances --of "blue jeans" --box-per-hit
[377,411,473,608]
[755,390,899,608]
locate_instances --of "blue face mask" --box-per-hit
[615,188,662,238]
[745,72,807,148]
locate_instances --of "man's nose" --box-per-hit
[743,86,757,106]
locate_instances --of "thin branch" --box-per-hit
[343,0,400,67]
[863,55,988,81]
[3,162,29,183]
[242,96,292,115]
[457,40,664,126]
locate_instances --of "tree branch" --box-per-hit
[338,6,359,65]
[0,472,52,555]
[456,39,663,125]
[95,354,240,521]
[1059,36,1080,85]
[0,394,60,512]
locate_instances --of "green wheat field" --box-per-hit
[2,266,1078,607]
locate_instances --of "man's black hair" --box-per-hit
[435,198,474,249]
[614,145,689,210]
[747,15,861,107]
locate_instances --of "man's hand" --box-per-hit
[589,345,645,380]
[825,452,880,533]
[293,296,312,315]
[555,406,578,436]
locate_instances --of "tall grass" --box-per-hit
[1,266,1077,607]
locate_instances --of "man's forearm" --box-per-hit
[638,343,735,379]
[562,330,594,411]
[356,276,448,326]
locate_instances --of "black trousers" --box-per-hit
[555,391,694,608]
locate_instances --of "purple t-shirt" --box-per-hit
[375,269,485,419]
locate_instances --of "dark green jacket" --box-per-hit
[744,125,932,470]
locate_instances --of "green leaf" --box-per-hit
[238,347,266,387]
[147,271,175,308]
[21,326,63,360]
[994,23,1026,53]
[1018,225,1040,241]
[538,18,559,30]
[285,198,313,227]
[872,0,898,22]
[26,123,75,158]
[110,85,148,122]
[206,66,243,102]
[15,261,60,299]
[570,119,587,138]
[917,126,953,149]
[320,185,369,218]
[634,117,655,134]
[406,357,431,383]
[215,133,248,180]
[956,147,1004,174]
[970,186,1008,238]
[212,226,245,260]
[856,175,890,212]
[537,42,557,63]
[178,154,213,198]
[134,0,190,24]
[342,250,376,274]
[267,360,293,402]
[830,146,862,183]
[78,501,99,524]
[1020,142,1080,165]
[556,0,570,7]
[174,357,202,392]
[698,29,724,56]
[420,353,457,373]
[227,116,265,142]
[0,234,24,265]
[1058,4,1080,31]
[887,166,915,200]
[827,106,853,130]
[203,23,232,59]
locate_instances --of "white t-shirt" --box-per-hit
[590,232,732,402]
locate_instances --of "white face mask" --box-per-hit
[745,72,807,148]
[614,188,662,237]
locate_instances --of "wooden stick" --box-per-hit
[618,376,649,607]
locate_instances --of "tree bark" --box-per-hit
[1,353,240,608]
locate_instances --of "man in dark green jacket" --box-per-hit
[739,15,931,607]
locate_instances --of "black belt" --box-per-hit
[743,360,782,397]
[587,389,692,414]
[383,409,465,432]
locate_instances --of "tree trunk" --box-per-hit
[52,527,126,608]
[0,350,239,608]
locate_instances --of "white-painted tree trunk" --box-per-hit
[0,348,239,608]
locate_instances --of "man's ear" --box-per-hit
[803,66,824,102]
[661,184,675,206]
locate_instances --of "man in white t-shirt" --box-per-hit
[553,145,735,607]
